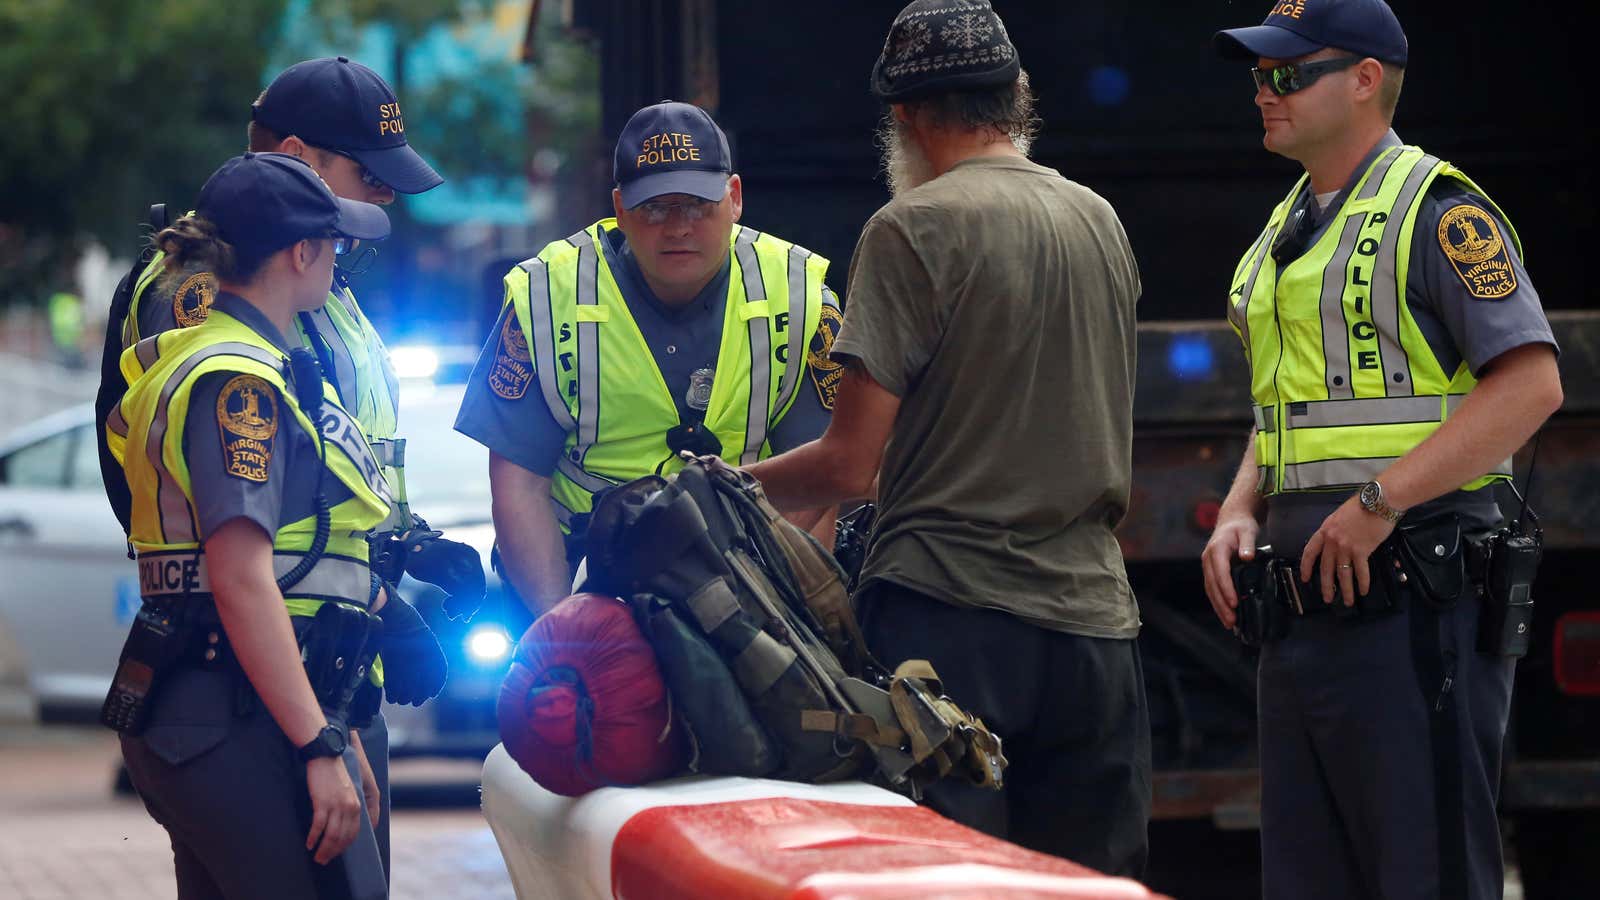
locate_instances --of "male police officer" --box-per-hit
[96,56,471,883]
[745,0,1149,877]
[455,101,840,615]
[1200,2,1562,897]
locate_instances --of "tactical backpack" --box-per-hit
[582,456,1007,798]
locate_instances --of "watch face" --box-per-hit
[1359,482,1380,508]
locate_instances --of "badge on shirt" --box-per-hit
[807,304,844,411]
[1437,204,1517,300]
[172,272,217,328]
[489,311,533,400]
[215,374,278,483]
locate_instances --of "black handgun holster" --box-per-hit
[298,602,381,726]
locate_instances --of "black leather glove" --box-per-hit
[375,590,449,706]
[404,533,486,622]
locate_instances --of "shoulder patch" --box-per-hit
[489,311,533,400]
[215,374,278,483]
[807,304,845,411]
[172,272,217,327]
[1437,204,1517,300]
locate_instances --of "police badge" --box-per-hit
[172,272,217,328]
[686,367,715,413]
[215,374,278,482]
[808,304,844,410]
[489,311,533,400]
[1438,204,1517,300]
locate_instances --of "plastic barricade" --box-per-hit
[481,743,1157,899]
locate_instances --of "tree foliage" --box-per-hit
[0,0,290,307]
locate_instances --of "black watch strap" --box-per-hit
[297,725,346,762]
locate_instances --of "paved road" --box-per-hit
[0,723,513,900]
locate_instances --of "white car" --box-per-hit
[0,377,526,756]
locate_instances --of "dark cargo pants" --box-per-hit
[1258,585,1515,900]
[858,582,1153,879]
[120,666,388,900]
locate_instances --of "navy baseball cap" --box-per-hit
[1215,0,1408,66]
[252,56,444,194]
[613,101,732,209]
[197,153,390,260]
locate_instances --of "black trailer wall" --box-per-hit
[574,0,1591,320]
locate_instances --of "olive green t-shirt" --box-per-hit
[835,155,1141,639]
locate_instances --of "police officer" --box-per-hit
[108,152,394,899]
[454,101,841,615]
[1200,2,1563,897]
[99,57,471,878]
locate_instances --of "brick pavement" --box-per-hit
[0,724,514,899]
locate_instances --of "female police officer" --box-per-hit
[105,152,395,899]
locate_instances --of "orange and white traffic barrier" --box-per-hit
[481,743,1156,899]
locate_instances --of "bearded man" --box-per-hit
[741,0,1150,877]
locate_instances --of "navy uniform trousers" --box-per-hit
[1259,584,1516,900]
[121,666,388,900]
[858,582,1153,879]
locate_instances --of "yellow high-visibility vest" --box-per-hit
[108,307,390,618]
[501,221,828,531]
[1227,146,1518,495]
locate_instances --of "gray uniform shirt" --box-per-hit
[181,294,353,540]
[455,227,839,477]
[1262,131,1558,557]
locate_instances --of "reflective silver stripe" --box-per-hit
[551,495,575,529]
[107,404,129,440]
[771,245,812,417]
[518,257,576,432]
[564,229,588,249]
[556,457,613,494]
[368,438,400,468]
[134,335,160,372]
[1231,227,1274,353]
[733,230,770,465]
[1445,393,1469,415]
[1252,405,1275,434]
[147,342,283,544]
[1285,395,1444,429]
[1356,147,1404,201]
[1372,153,1438,398]
[299,305,359,410]
[1280,456,1400,491]
[318,401,392,504]
[574,239,601,459]
[136,551,370,603]
[1255,466,1271,493]
[1318,213,1367,400]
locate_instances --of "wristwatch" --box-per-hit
[1358,480,1404,524]
[296,725,347,762]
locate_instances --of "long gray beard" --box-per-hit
[876,115,936,197]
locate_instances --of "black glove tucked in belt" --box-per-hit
[375,589,449,706]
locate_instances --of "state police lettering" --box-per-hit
[1346,210,1389,371]
[216,375,277,482]
[139,556,200,593]
[318,403,393,504]
[1437,205,1517,300]
[1272,0,1307,19]
[637,132,701,168]
[490,312,533,399]
[377,102,404,136]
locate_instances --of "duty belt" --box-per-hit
[136,550,370,604]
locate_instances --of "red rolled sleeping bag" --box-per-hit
[496,593,687,796]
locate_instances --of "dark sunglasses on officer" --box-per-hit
[1251,56,1361,96]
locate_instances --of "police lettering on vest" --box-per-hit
[1226,146,1518,495]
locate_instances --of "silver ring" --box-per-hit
[1338,563,1353,569]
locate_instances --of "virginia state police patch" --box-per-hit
[489,311,533,400]
[1437,205,1517,300]
[172,272,217,327]
[215,374,277,482]
[807,304,844,410]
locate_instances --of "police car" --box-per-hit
[0,368,527,759]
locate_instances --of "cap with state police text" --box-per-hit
[613,102,733,210]
[197,153,390,260]
[251,56,444,194]
[1215,0,1408,66]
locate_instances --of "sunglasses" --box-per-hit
[636,196,720,226]
[1251,56,1362,96]
[312,233,353,256]
[310,144,389,191]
